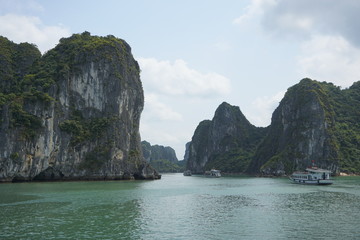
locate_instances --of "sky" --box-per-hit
[1,0,360,159]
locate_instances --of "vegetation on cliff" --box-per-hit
[0,32,159,181]
[252,79,360,175]
[1,33,134,140]
[0,36,44,139]
[325,81,360,173]
[148,159,183,173]
[59,110,113,146]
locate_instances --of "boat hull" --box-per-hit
[289,177,333,185]
[205,175,221,178]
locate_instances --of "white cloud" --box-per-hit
[138,57,231,157]
[143,94,183,121]
[0,14,71,53]
[233,0,277,25]
[213,40,232,52]
[298,35,360,87]
[140,122,181,144]
[138,57,231,98]
[247,90,285,127]
[260,0,360,46]
[274,14,313,33]
[240,0,360,87]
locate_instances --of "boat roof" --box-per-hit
[305,167,332,173]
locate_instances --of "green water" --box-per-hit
[1,174,359,239]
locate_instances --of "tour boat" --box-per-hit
[289,166,333,185]
[204,169,221,178]
[183,170,192,176]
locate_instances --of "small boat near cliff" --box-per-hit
[183,170,192,176]
[289,166,333,185]
[204,169,221,178]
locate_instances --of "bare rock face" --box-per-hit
[0,32,160,181]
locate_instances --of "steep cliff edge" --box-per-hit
[185,102,266,173]
[0,32,160,181]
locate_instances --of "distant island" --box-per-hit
[185,79,360,176]
[141,141,185,173]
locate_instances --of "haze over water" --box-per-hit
[1,174,359,239]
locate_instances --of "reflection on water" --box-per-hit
[1,175,360,239]
[0,181,144,239]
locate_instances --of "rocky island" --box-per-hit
[185,102,266,174]
[0,32,160,182]
[185,79,360,176]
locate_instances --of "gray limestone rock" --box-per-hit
[0,33,160,181]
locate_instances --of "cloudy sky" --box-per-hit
[1,0,360,159]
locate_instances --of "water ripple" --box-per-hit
[1,175,360,239]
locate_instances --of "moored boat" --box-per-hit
[289,166,333,185]
[183,170,192,176]
[204,169,221,178]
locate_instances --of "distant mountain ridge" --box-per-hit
[185,79,360,175]
[141,140,178,163]
[141,141,184,173]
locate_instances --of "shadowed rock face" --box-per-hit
[0,33,160,181]
[185,102,265,174]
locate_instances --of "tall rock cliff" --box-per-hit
[248,78,360,175]
[185,102,266,174]
[0,32,160,182]
[248,79,340,175]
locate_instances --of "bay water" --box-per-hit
[1,174,359,239]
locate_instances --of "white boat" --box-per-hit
[289,166,333,185]
[204,169,221,178]
[183,170,192,176]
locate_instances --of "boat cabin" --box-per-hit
[204,169,221,178]
[290,167,333,185]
